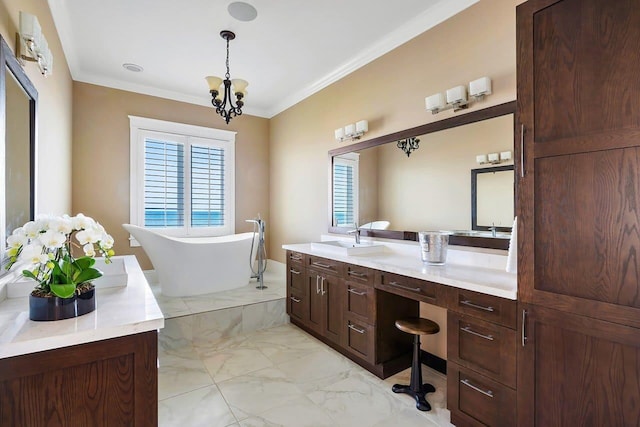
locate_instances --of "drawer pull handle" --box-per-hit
[348,323,365,334]
[389,281,421,292]
[460,326,494,341]
[289,269,300,275]
[316,275,321,294]
[321,277,326,296]
[460,379,494,398]
[348,288,367,296]
[348,270,366,278]
[312,262,332,269]
[460,300,495,312]
[290,296,301,303]
[290,255,303,261]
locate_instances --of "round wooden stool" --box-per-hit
[392,317,440,411]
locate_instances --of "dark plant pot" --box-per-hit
[29,285,96,321]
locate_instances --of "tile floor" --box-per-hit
[152,260,452,426]
[158,322,453,427]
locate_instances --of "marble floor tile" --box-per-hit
[158,350,215,400]
[202,347,275,382]
[192,306,243,344]
[159,384,237,427]
[216,366,305,421]
[280,347,362,393]
[245,325,325,365]
[238,396,335,427]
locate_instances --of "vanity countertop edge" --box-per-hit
[282,242,517,300]
[0,255,164,359]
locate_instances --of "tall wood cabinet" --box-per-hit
[516,0,640,424]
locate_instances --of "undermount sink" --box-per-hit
[310,240,386,256]
[451,230,511,239]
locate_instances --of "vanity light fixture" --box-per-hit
[17,12,53,76]
[335,120,368,142]
[425,77,492,114]
[205,30,248,124]
[397,137,420,157]
[476,150,512,165]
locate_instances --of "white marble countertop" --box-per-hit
[283,238,517,300]
[0,255,164,359]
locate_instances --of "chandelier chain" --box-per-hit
[225,37,231,80]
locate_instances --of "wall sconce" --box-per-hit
[425,77,492,115]
[335,120,368,142]
[17,12,53,76]
[476,150,512,165]
[397,137,420,157]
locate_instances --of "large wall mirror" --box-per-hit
[1,35,37,268]
[329,101,515,250]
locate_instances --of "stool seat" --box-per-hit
[392,316,440,412]
[395,318,440,335]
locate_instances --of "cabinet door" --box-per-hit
[288,290,308,325]
[287,263,306,295]
[518,303,640,426]
[517,0,640,327]
[322,275,345,345]
[306,270,323,334]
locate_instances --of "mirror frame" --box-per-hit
[328,101,516,250]
[471,164,514,232]
[0,35,38,267]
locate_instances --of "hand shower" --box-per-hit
[246,215,267,289]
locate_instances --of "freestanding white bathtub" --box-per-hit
[122,224,256,297]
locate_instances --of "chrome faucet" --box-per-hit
[347,223,361,244]
[489,222,497,238]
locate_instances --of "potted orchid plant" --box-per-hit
[5,213,115,321]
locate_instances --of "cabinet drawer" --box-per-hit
[376,272,441,306]
[345,264,374,285]
[345,281,375,325]
[287,265,306,295]
[308,255,344,276]
[288,290,308,324]
[447,312,517,388]
[448,288,517,329]
[344,316,375,365]
[287,251,305,266]
[448,363,516,427]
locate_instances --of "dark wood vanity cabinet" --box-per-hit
[447,291,517,427]
[286,251,309,326]
[516,0,640,425]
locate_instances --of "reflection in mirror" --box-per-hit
[5,68,32,236]
[331,113,514,232]
[1,35,37,270]
[328,101,516,249]
[472,165,514,231]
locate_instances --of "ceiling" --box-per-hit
[48,0,478,118]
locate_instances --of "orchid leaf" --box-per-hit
[50,283,76,299]
[22,270,38,281]
[75,267,103,284]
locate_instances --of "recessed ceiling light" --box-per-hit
[122,63,143,72]
[228,2,257,22]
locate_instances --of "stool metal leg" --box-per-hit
[392,334,435,411]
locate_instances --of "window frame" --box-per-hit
[129,116,236,246]
[331,152,359,228]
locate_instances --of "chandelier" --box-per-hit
[205,30,248,124]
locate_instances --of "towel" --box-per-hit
[506,217,517,274]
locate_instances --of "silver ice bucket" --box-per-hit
[419,231,450,265]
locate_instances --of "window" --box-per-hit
[129,116,236,244]
[332,153,359,227]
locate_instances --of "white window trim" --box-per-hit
[332,152,359,228]
[129,116,236,246]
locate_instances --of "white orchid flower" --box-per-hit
[49,217,73,235]
[12,227,26,236]
[83,243,96,257]
[22,221,40,239]
[35,214,53,231]
[20,243,44,264]
[101,234,115,249]
[6,234,28,248]
[75,228,100,245]
[40,230,67,249]
[72,213,96,231]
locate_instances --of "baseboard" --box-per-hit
[421,349,447,375]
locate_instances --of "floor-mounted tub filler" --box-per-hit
[122,224,256,297]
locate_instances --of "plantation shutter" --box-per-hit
[333,163,355,226]
[191,144,225,227]
[144,138,185,227]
